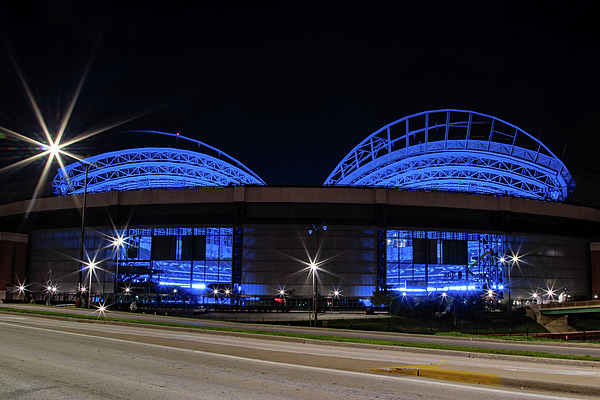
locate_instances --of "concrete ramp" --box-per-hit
[526,306,575,332]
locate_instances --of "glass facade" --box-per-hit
[118,227,233,294]
[386,230,504,293]
[28,227,233,299]
[25,225,591,305]
[386,229,591,302]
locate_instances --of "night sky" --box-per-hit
[0,2,598,201]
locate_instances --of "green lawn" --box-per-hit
[569,314,600,331]
[281,312,548,336]
[2,307,599,363]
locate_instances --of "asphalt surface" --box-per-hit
[2,312,600,399]
[3,303,600,358]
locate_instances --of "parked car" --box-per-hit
[193,306,207,315]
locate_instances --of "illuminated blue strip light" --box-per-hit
[159,282,206,289]
[324,109,575,201]
[52,132,265,195]
[393,285,503,293]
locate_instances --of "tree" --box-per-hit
[409,298,436,320]
[371,286,397,309]
[390,294,414,316]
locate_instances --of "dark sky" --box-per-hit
[0,2,598,197]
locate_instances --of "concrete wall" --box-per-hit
[0,232,28,300]
[591,242,600,295]
[2,186,600,224]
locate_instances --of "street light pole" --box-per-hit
[508,261,512,336]
[115,249,119,303]
[501,255,513,336]
[46,269,53,305]
[113,237,124,304]
[308,222,327,327]
[312,265,316,324]
[78,162,91,305]
[88,261,96,309]
[314,229,317,324]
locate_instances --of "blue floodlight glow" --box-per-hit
[159,282,207,289]
[52,132,265,195]
[426,286,482,292]
[159,281,187,286]
[392,286,479,293]
[427,287,447,292]
[325,110,575,201]
[391,288,427,292]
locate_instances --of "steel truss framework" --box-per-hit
[53,146,266,195]
[325,109,575,201]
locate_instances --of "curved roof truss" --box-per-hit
[324,109,575,201]
[52,146,266,195]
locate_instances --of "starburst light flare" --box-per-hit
[94,301,109,319]
[0,40,160,215]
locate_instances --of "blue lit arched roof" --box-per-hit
[324,109,575,201]
[52,132,265,195]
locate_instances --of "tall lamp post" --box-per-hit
[308,222,327,327]
[501,255,515,336]
[87,261,97,308]
[112,237,125,304]
[78,161,92,304]
[332,289,340,311]
[309,263,318,327]
[46,269,53,305]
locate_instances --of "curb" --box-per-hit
[3,309,600,368]
[502,377,600,397]
[4,310,600,396]
[371,365,600,397]
[371,365,502,386]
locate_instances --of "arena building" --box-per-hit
[1,109,600,308]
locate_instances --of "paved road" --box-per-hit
[0,313,597,399]
[3,304,600,358]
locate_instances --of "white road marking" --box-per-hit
[33,319,600,377]
[4,315,600,377]
[0,320,584,399]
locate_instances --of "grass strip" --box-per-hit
[433,331,584,343]
[2,307,599,362]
